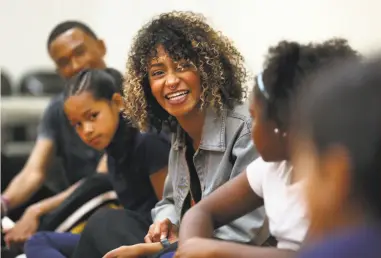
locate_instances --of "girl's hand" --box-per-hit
[144,218,178,243]
[174,238,219,258]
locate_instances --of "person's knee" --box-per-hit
[86,207,138,226]
[24,232,51,252]
[82,208,142,240]
[80,207,117,238]
[86,207,115,226]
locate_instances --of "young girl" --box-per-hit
[24,68,171,258]
[293,56,381,258]
[172,39,359,258]
[71,11,267,258]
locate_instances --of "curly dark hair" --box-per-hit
[123,11,248,132]
[255,38,360,130]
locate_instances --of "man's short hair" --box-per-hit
[47,20,98,50]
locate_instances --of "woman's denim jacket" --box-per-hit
[151,103,267,244]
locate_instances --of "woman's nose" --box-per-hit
[165,74,180,90]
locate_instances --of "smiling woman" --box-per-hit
[68,11,266,258]
[123,11,248,133]
[147,45,202,120]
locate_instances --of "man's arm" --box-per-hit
[2,138,82,219]
[2,139,86,245]
[1,97,64,212]
[2,94,87,219]
[2,139,54,210]
[4,144,109,216]
[26,180,82,217]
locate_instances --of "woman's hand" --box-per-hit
[144,218,178,243]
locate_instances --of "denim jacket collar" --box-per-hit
[172,107,227,152]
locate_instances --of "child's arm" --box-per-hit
[96,154,108,173]
[149,166,168,200]
[211,242,295,258]
[179,171,263,242]
[176,238,295,258]
[103,242,163,258]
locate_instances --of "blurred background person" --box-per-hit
[292,56,381,258]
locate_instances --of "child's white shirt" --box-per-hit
[246,157,309,250]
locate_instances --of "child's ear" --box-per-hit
[111,93,123,110]
[96,39,107,57]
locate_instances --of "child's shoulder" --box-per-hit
[247,157,286,175]
[246,157,287,197]
[247,158,292,186]
[138,131,171,149]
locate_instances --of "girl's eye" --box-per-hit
[151,70,164,77]
[90,112,99,121]
[73,122,81,129]
[176,62,193,72]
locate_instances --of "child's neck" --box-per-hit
[177,109,205,150]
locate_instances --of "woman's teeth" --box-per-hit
[166,91,189,99]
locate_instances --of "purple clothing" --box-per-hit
[297,225,381,258]
[160,251,175,258]
[24,232,80,258]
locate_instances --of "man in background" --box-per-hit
[1,21,110,246]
